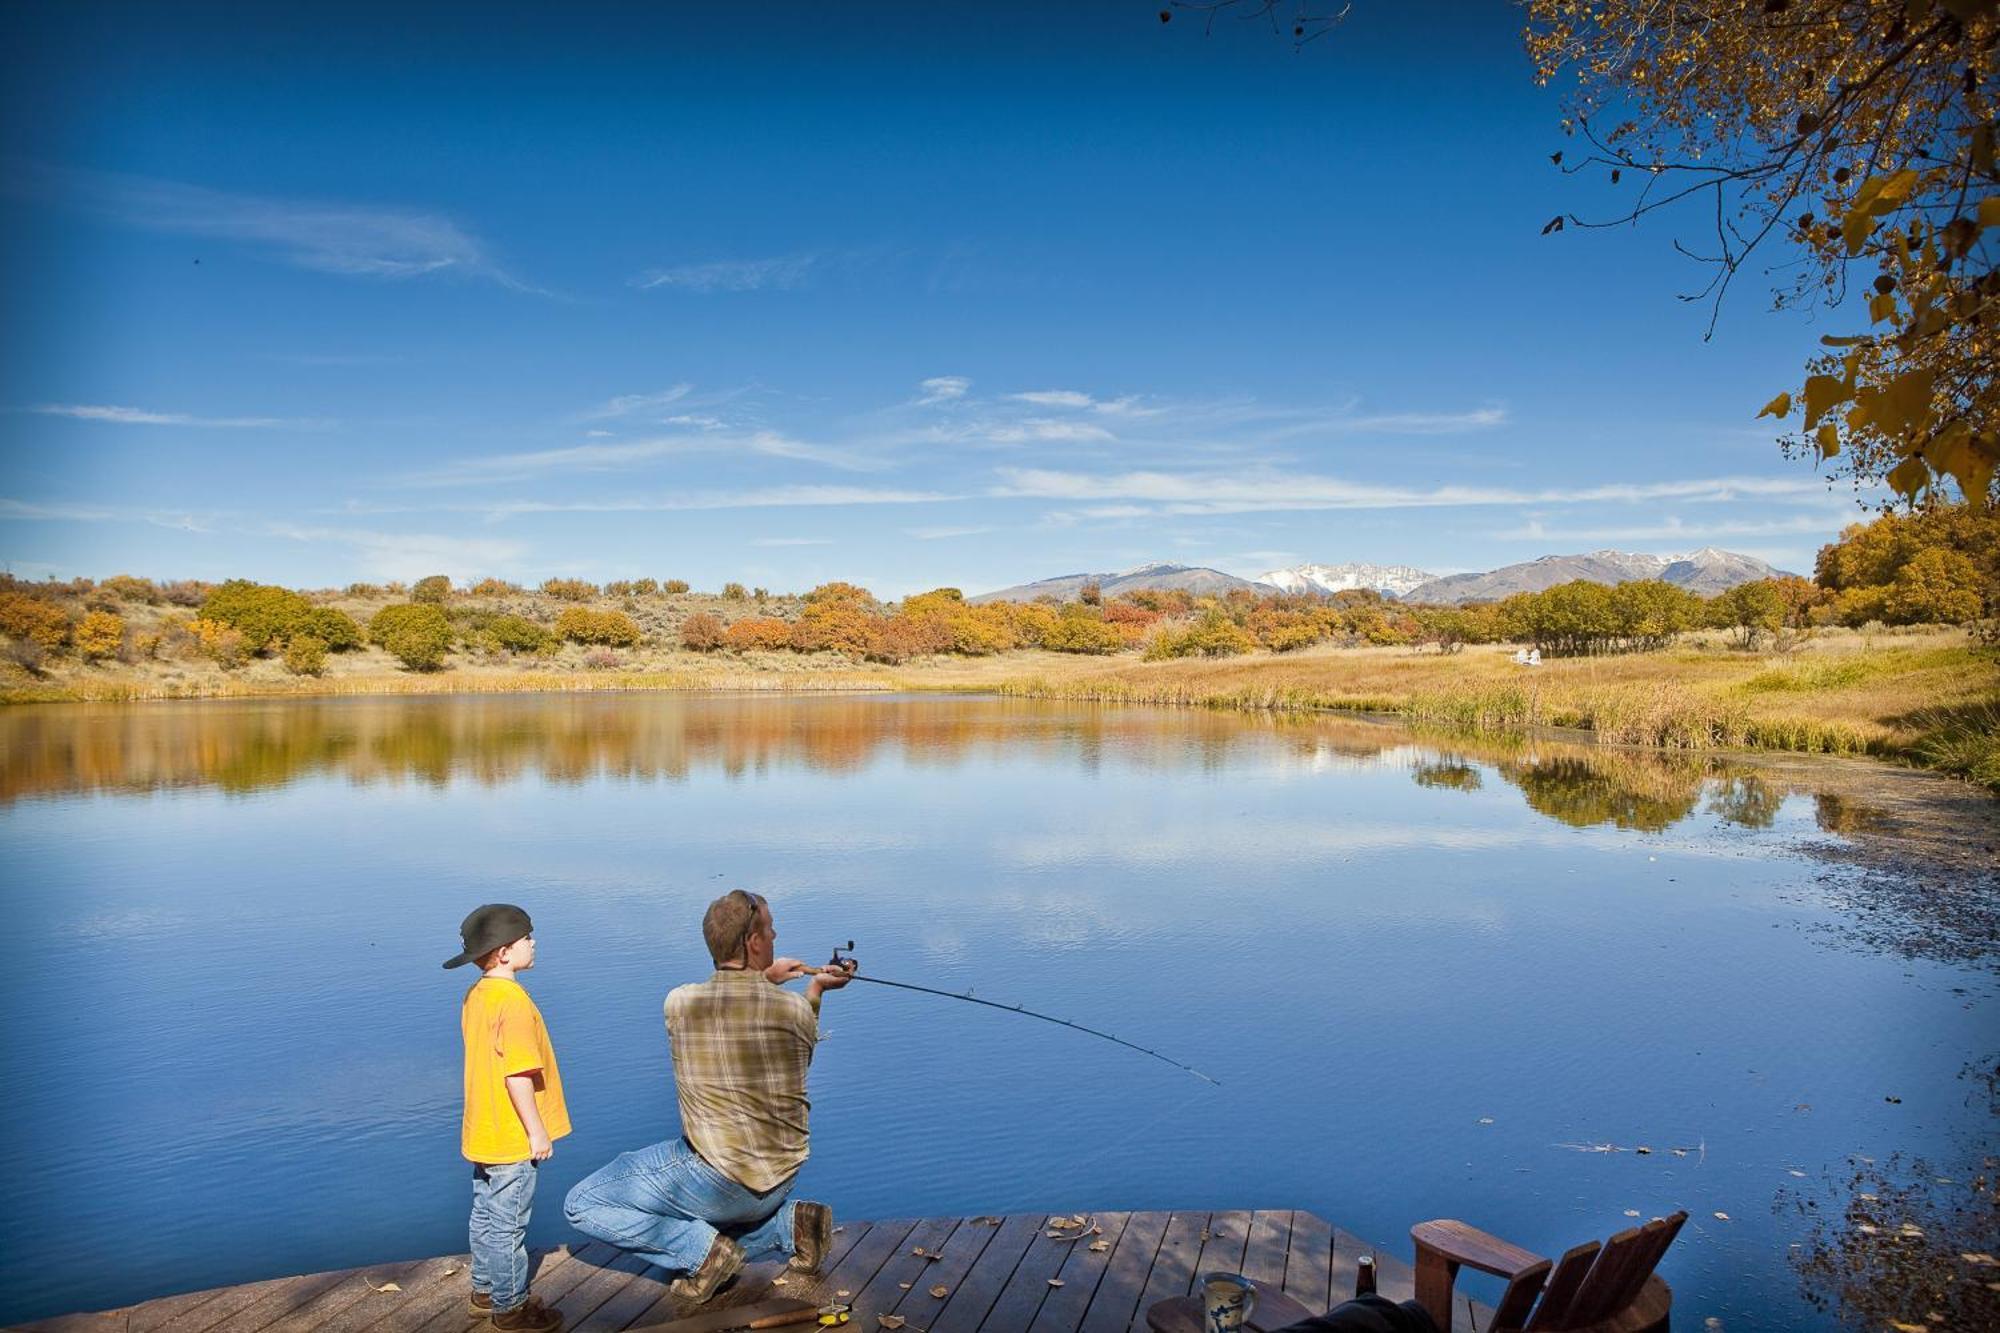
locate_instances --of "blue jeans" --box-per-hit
[564,1137,797,1275]
[470,1159,538,1312]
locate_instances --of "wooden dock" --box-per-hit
[10,1209,1494,1333]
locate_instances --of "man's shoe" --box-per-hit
[669,1234,745,1304]
[469,1290,495,1318]
[490,1295,561,1332]
[790,1200,833,1274]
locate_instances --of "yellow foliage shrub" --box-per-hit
[74,611,125,662]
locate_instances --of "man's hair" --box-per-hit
[703,889,768,966]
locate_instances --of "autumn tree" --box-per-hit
[1526,0,2000,504]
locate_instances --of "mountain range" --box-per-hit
[971,548,1793,604]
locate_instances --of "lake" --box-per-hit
[1,693,1993,1328]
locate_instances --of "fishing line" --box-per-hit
[807,946,1220,1086]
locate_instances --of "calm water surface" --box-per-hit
[1,694,1993,1328]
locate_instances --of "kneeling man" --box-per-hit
[565,890,856,1302]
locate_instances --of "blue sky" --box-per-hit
[1,1,1876,596]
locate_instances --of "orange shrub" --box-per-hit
[724,617,794,651]
[190,617,248,668]
[0,592,72,651]
[680,612,726,652]
[791,601,876,654]
[540,578,598,602]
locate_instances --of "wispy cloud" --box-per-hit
[905,525,993,540]
[0,497,214,532]
[402,429,884,486]
[27,403,326,429]
[22,163,538,291]
[339,485,956,519]
[1007,389,1155,416]
[1493,513,1857,543]
[579,386,693,420]
[1269,406,1510,437]
[631,254,817,293]
[916,376,971,405]
[752,537,834,547]
[995,468,1836,515]
[264,522,526,578]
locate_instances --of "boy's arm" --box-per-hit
[505,1072,554,1161]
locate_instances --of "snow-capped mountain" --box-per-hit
[1257,562,1437,599]
[1403,548,1791,604]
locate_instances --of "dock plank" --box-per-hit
[970,1213,1098,1333]
[1238,1211,1292,1293]
[14,1209,1424,1333]
[412,1241,602,1333]
[1074,1210,1171,1333]
[307,1253,472,1333]
[1281,1209,1334,1314]
[886,1215,1004,1329]
[1029,1212,1131,1333]
[1187,1210,1253,1295]
[844,1214,959,1329]
[1127,1211,1208,1327]
[926,1213,1043,1333]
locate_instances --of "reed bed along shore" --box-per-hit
[993,635,1998,788]
[0,665,899,704]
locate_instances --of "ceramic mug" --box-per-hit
[1200,1271,1257,1333]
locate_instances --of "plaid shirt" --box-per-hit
[665,969,820,1192]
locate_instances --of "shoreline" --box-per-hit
[3,635,1994,792]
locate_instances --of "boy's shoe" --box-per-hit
[789,1201,834,1274]
[669,1234,745,1304]
[491,1294,562,1331]
[469,1290,494,1317]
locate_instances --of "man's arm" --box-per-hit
[505,1071,553,1161]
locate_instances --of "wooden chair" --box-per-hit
[1411,1210,1687,1333]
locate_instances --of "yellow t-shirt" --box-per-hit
[461,976,571,1164]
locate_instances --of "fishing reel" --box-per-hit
[828,940,855,970]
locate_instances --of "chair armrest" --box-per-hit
[1411,1220,1551,1333]
[1411,1220,1547,1278]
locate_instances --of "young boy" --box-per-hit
[445,904,570,1332]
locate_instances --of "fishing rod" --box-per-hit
[803,942,1220,1086]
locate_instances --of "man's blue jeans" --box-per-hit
[470,1159,538,1312]
[564,1137,797,1275]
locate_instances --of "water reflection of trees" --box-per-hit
[0,696,1418,805]
[1406,736,1804,834]
[0,696,1881,847]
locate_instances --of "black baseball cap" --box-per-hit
[443,903,534,969]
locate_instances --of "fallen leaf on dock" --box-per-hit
[1961,1252,1996,1265]
[834,1226,846,1234]
[911,1247,927,1256]
[773,1274,789,1287]
[899,1282,911,1290]
[879,1316,906,1329]
[1712,1212,1731,1221]
[441,1265,461,1277]
[1889,1323,1927,1332]
[837,1289,851,1299]
[1090,1240,1111,1253]
[1048,1279,1064,1288]
[364,1279,402,1293]
[930,1284,949,1297]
